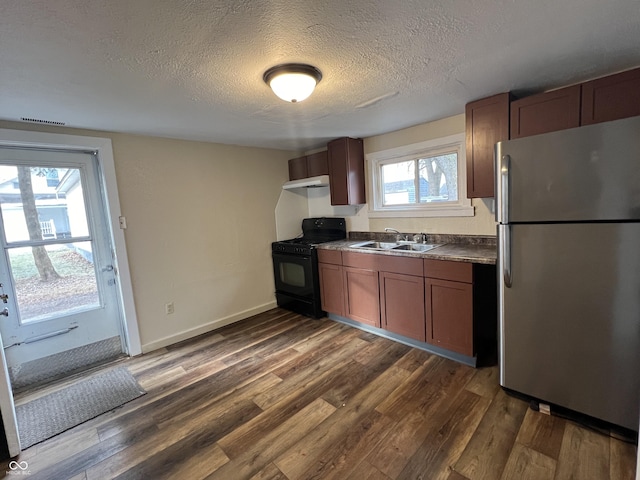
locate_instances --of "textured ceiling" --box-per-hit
[1,0,639,151]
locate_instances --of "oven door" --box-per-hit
[272,252,315,299]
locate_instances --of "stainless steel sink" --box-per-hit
[350,241,399,250]
[391,243,440,252]
[350,241,441,253]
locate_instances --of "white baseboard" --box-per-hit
[141,301,278,354]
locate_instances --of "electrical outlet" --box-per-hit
[165,302,174,315]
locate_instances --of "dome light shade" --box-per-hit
[263,64,322,103]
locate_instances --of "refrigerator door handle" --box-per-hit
[499,155,510,225]
[500,224,512,288]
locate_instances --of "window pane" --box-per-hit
[0,165,90,243]
[382,161,416,205]
[9,242,99,323]
[418,153,458,203]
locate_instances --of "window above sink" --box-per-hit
[366,133,474,218]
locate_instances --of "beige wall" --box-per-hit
[0,121,294,352]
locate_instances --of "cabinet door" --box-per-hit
[380,272,425,342]
[510,85,581,139]
[318,262,344,316]
[465,93,510,198]
[343,266,380,327]
[288,156,308,180]
[426,278,473,356]
[581,67,640,125]
[306,151,329,177]
[328,137,365,206]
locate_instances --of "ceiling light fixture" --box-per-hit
[263,63,322,103]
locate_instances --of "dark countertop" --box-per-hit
[318,235,497,265]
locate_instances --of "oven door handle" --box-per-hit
[272,253,312,262]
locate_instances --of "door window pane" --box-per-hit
[0,165,89,243]
[9,242,99,323]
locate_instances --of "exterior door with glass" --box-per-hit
[0,147,123,381]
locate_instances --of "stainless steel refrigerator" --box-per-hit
[496,115,640,432]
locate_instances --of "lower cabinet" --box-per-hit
[318,262,345,317]
[343,266,380,327]
[318,249,495,365]
[380,271,425,342]
[424,259,474,356]
[425,278,473,356]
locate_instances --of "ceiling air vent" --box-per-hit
[20,117,66,126]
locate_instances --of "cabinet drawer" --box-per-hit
[377,255,423,276]
[424,259,472,283]
[342,251,379,270]
[318,249,342,265]
[342,251,423,276]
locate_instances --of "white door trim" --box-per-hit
[0,128,141,457]
[0,128,141,356]
[0,332,20,457]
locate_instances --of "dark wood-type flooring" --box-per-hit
[4,308,637,479]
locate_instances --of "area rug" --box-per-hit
[16,367,146,449]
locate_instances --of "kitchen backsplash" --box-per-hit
[348,231,497,246]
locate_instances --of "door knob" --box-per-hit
[0,308,8,317]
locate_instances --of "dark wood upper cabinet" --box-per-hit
[327,137,365,206]
[465,93,510,198]
[581,67,640,126]
[288,151,328,181]
[510,84,581,139]
[306,151,329,177]
[288,156,308,180]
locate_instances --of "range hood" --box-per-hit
[282,175,330,190]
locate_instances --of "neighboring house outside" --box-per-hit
[0,167,71,243]
[56,168,93,262]
[384,178,448,204]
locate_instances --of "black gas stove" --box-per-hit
[271,217,346,318]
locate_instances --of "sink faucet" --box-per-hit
[413,232,426,243]
[384,227,407,242]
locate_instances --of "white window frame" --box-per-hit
[367,133,474,218]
